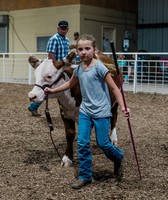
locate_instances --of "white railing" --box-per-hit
[116,52,168,95]
[0,52,47,85]
[0,52,168,94]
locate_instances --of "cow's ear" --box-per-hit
[53,60,65,69]
[28,56,41,69]
[66,51,76,62]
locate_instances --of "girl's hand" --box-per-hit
[44,87,53,94]
[122,107,130,119]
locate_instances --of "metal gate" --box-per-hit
[0,52,168,94]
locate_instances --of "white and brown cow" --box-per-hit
[28,52,123,167]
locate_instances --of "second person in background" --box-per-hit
[69,31,80,64]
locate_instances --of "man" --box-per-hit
[47,20,69,61]
[69,32,79,53]
[28,20,70,116]
[69,32,80,64]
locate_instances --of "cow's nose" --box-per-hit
[29,96,36,102]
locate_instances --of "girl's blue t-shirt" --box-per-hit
[74,60,112,118]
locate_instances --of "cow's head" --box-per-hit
[28,52,76,102]
[28,59,62,102]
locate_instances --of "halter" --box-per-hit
[34,71,65,91]
[45,93,62,160]
[34,71,66,161]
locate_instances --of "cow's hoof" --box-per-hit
[109,128,118,147]
[61,155,72,167]
[113,141,118,147]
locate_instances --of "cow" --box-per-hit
[28,52,123,167]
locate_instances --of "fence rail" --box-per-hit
[0,52,168,94]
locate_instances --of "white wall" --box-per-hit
[1,4,136,53]
[8,5,80,52]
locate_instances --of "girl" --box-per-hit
[44,34,130,189]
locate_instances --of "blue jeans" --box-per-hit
[78,112,124,181]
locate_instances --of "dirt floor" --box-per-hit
[0,83,167,200]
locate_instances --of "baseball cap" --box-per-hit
[58,20,69,28]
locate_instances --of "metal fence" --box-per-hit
[0,52,168,94]
[0,53,47,85]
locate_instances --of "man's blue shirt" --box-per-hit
[46,33,69,60]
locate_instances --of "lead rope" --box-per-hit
[45,94,62,160]
[45,94,73,186]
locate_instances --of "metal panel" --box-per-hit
[138,28,168,52]
[138,0,168,24]
[138,0,168,51]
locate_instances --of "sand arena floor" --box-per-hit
[0,83,167,200]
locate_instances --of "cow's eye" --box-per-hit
[47,76,52,79]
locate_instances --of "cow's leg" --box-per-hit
[60,115,76,167]
[109,102,118,146]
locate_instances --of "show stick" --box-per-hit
[110,41,142,180]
